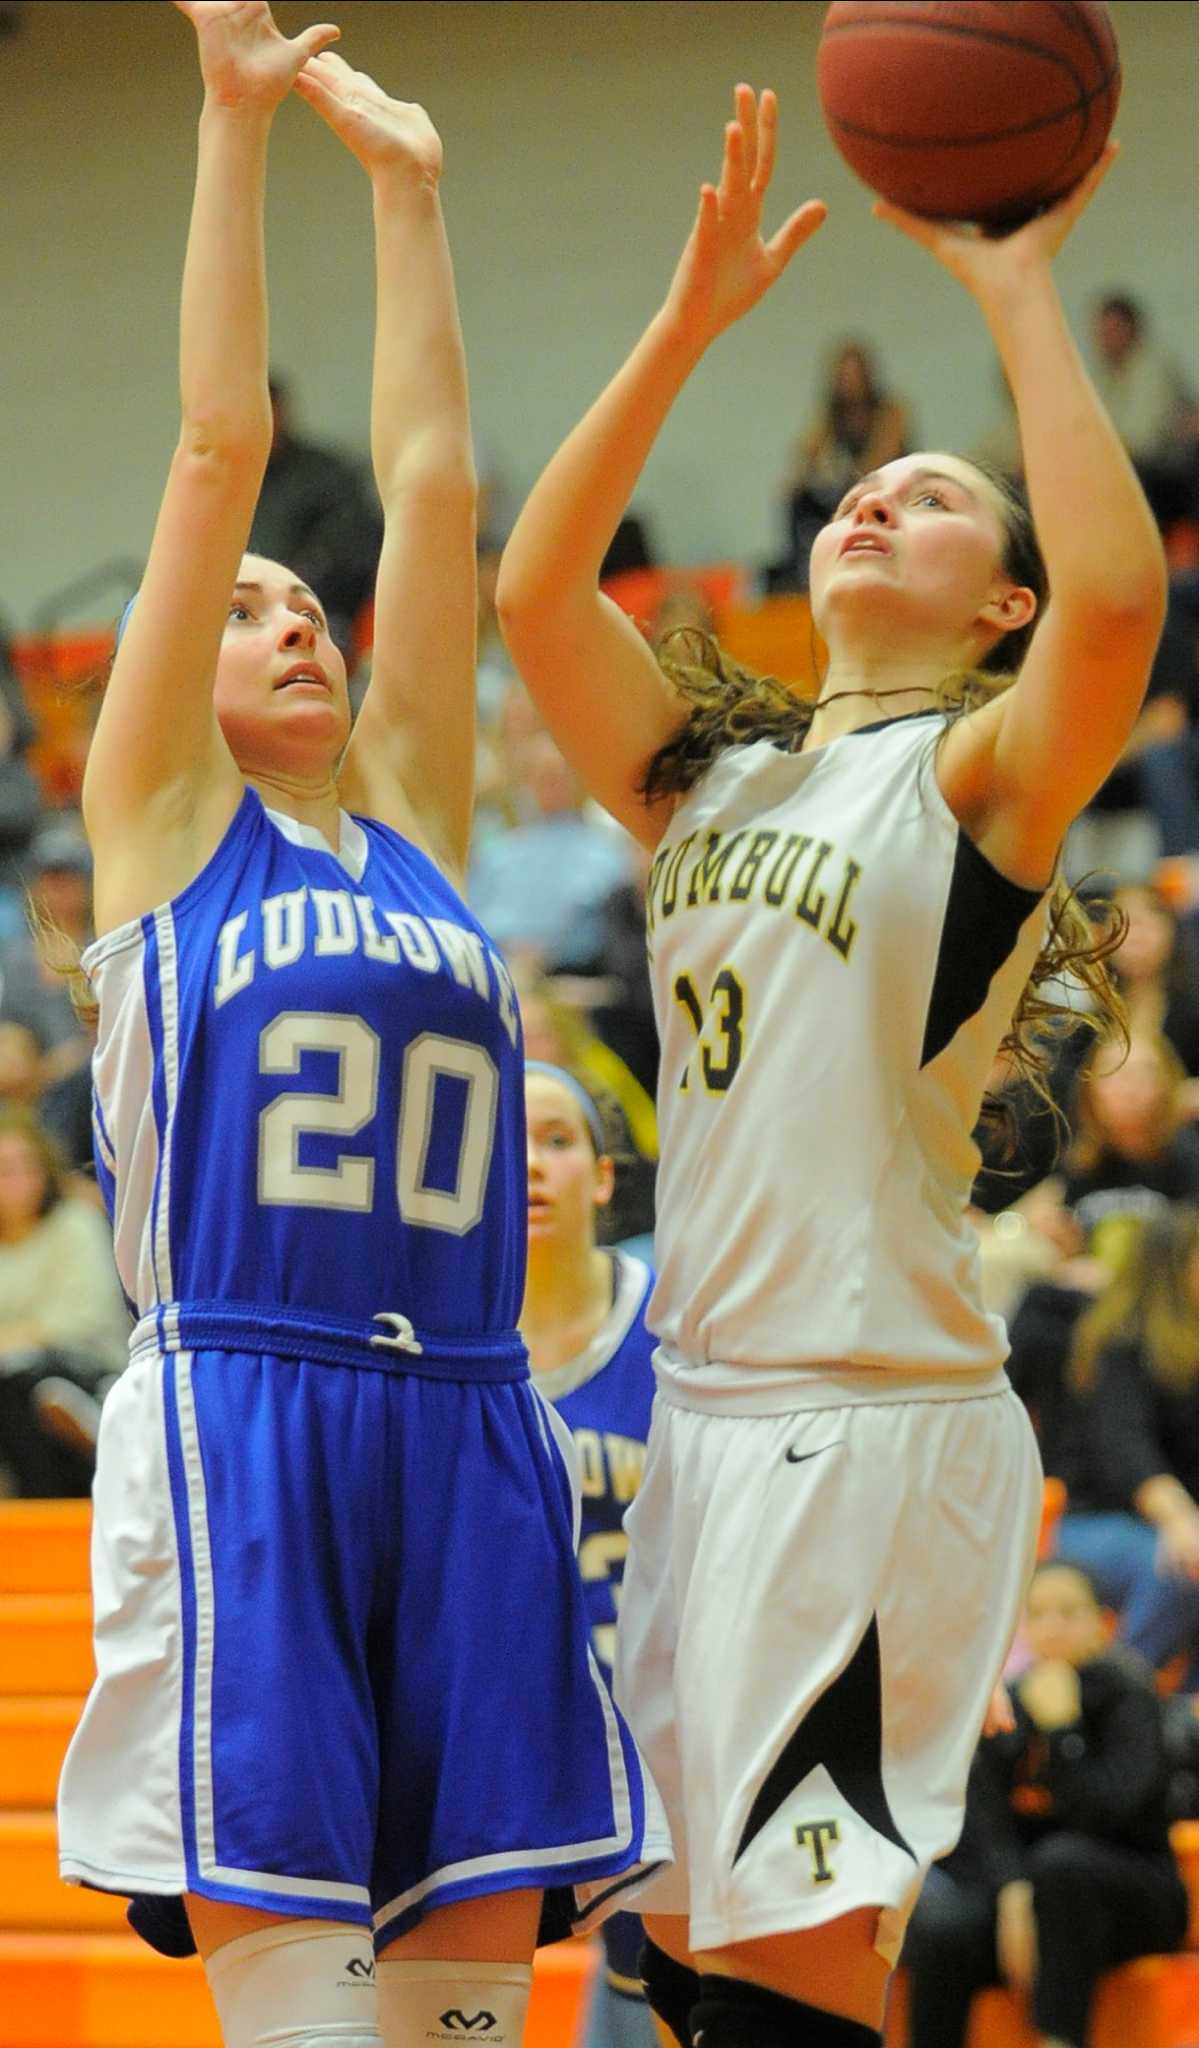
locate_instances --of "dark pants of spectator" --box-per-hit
[1139,731,1199,857]
[903,1842,1188,2048]
[0,1348,108,1497]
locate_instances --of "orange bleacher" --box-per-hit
[0,1500,596,2048]
[3,1500,1199,2048]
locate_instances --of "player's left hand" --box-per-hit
[1018,1657,1082,1731]
[662,85,826,351]
[294,51,443,186]
[872,142,1119,294]
[174,1,339,115]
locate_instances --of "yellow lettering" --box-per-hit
[825,859,863,962]
[729,830,779,902]
[795,839,834,930]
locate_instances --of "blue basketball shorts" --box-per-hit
[58,1344,670,1951]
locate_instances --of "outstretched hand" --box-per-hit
[173,1,339,114]
[872,143,1119,301]
[293,51,443,185]
[664,86,826,350]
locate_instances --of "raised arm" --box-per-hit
[293,55,477,882]
[496,88,825,848]
[83,2,339,933]
[884,153,1169,889]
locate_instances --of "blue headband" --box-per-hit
[525,1061,606,1153]
[114,595,138,648]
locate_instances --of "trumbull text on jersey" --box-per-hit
[646,826,863,962]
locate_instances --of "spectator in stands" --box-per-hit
[981,1030,1199,1365]
[0,1021,44,1112]
[1054,1206,1199,1689]
[990,1031,1199,1479]
[468,729,636,972]
[586,847,659,1105]
[0,1105,128,1497]
[1132,598,1199,858]
[1065,596,1199,883]
[1090,292,1199,530]
[1110,883,1199,1079]
[1056,1031,1199,1261]
[0,823,93,1081]
[248,370,383,663]
[768,338,912,591]
[903,1561,1189,2048]
[0,640,44,940]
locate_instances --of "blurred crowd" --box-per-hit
[6,298,1199,2037]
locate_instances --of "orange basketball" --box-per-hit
[817,1,1120,229]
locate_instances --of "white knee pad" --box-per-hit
[377,1958,533,2048]
[204,1918,383,2048]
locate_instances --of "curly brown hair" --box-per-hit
[639,464,1126,1139]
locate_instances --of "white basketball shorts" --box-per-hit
[613,1382,1041,1963]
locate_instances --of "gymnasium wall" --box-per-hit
[2,0,1196,625]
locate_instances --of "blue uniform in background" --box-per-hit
[58,792,668,1952]
[535,1249,660,2037]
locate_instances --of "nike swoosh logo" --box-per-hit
[784,1440,845,1465]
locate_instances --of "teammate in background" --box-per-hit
[498,86,1164,2048]
[522,1063,661,2048]
[55,10,666,2048]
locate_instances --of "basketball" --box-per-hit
[817,1,1121,229]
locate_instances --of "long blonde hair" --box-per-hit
[1072,1204,1199,1395]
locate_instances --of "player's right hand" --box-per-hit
[293,52,444,187]
[662,85,825,352]
[173,1,339,115]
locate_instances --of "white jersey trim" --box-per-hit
[531,1253,652,1403]
[264,803,368,883]
[652,1348,1009,1415]
[174,1349,372,1908]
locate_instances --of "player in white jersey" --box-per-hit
[497,86,1164,2048]
[56,10,666,2048]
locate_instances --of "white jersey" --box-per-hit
[644,711,1046,1405]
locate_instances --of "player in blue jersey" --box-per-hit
[498,87,1162,2048]
[522,1063,661,2048]
[55,10,667,2048]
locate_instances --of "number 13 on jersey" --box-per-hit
[673,964,746,1093]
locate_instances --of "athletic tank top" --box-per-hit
[644,712,1046,1402]
[533,1251,656,1671]
[86,790,526,1368]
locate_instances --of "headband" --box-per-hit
[524,1061,606,1153]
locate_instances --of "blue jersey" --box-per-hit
[85,790,526,1361]
[535,1251,656,1672]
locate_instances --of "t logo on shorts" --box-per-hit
[795,1818,840,1884]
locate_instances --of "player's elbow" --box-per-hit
[495,555,573,649]
[1095,533,1170,641]
[174,422,272,483]
[1095,571,1170,669]
[376,434,477,512]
